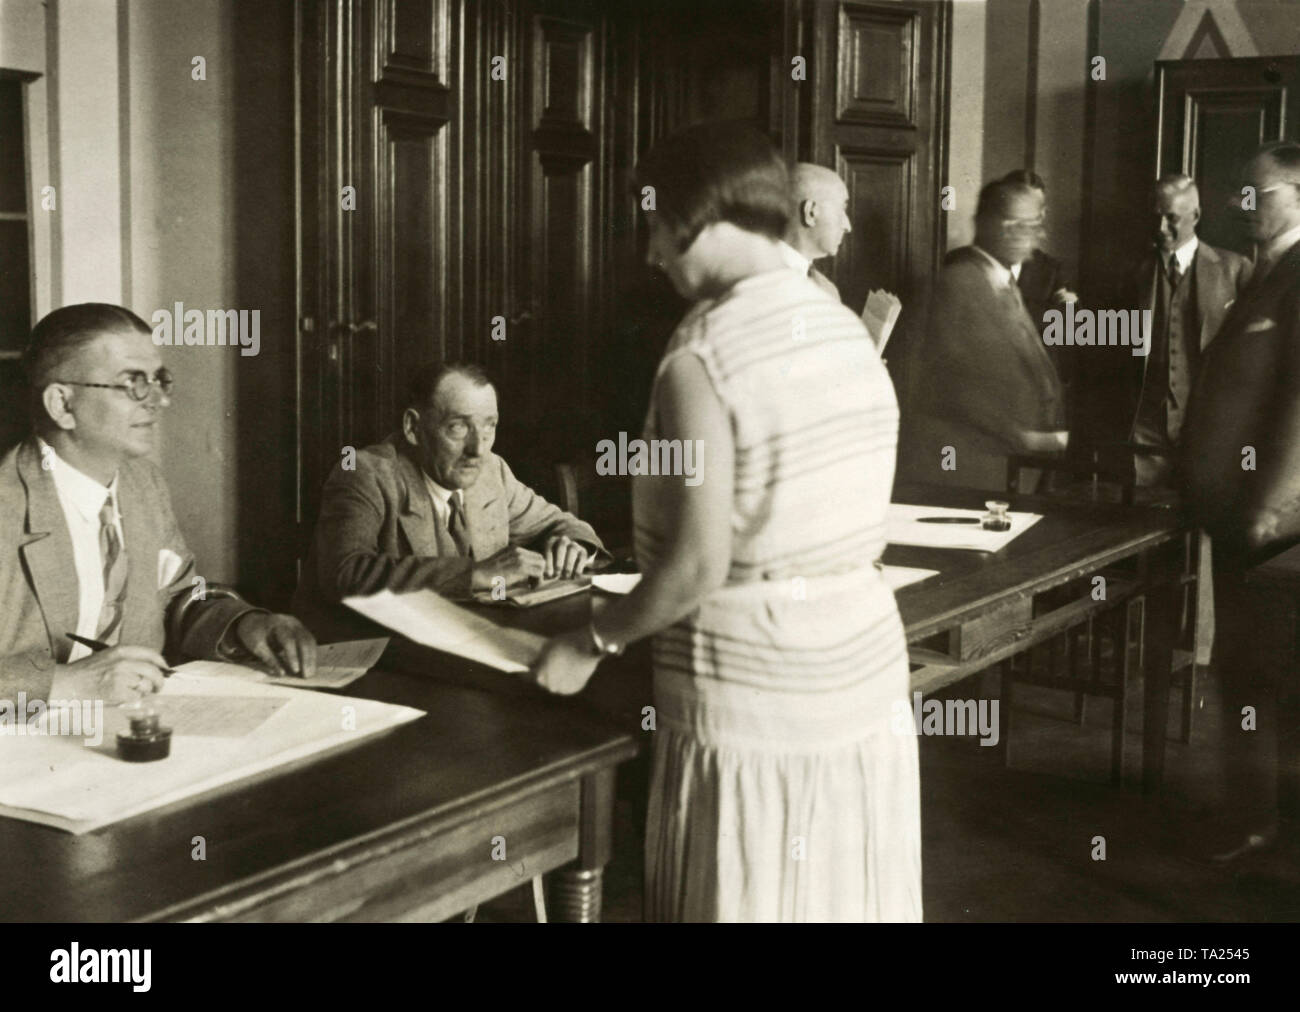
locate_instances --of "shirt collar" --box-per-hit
[777,240,811,276]
[1167,235,1198,272]
[972,245,1015,288]
[1262,222,1300,266]
[422,471,460,509]
[38,437,118,524]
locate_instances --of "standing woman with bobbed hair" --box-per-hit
[531,122,921,922]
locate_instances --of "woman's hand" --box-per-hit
[532,629,601,695]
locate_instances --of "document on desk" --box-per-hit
[593,573,642,595]
[185,639,391,691]
[881,564,940,590]
[0,670,424,834]
[473,577,590,608]
[343,588,545,673]
[886,503,1042,552]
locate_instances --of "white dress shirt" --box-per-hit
[777,239,811,276]
[40,438,122,663]
[422,472,464,531]
[1167,235,1199,274]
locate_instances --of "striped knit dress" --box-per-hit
[636,267,921,922]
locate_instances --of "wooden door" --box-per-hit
[296,0,462,549]
[1156,56,1300,258]
[807,0,950,314]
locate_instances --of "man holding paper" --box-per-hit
[0,304,317,708]
[293,362,604,638]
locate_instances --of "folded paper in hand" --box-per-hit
[862,290,902,351]
[344,589,544,673]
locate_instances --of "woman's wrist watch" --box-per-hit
[587,619,624,658]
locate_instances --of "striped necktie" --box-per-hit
[96,494,129,643]
[447,491,472,558]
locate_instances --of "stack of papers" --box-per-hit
[0,669,424,834]
[886,503,1042,552]
[344,589,545,673]
[862,289,902,350]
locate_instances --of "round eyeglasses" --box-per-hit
[52,368,175,402]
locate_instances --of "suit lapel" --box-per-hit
[463,459,502,560]
[394,450,442,557]
[16,440,81,662]
[1218,242,1300,339]
[1194,244,1223,351]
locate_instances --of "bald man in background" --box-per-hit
[778,163,852,300]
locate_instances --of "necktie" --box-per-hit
[1168,254,1182,286]
[447,491,472,558]
[96,495,129,643]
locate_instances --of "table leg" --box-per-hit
[1142,541,1184,795]
[552,767,617,922]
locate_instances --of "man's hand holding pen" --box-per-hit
[50,645,171,704]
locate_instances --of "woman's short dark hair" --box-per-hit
[23,303,152,390]
[634,121,791,251]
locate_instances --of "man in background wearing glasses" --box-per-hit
[900,176,1068,491]
[0,303,317,708]
[1182,142,1300,864]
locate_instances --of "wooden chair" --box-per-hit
[1001,445,1199,780]
[555,455,632,558]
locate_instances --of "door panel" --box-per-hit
[811,0,948,315]
[1157,57,1300,258]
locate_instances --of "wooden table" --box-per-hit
[0,660,637,923]
[887,483,1191,793]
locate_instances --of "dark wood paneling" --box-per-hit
[835,146,913,303]
[835,2,917,127]
[812,1,948,315]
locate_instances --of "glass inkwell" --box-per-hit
[117,700,172,762]
[981,500,1012,532]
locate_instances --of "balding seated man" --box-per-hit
[1,304,316,708]
[779,163,853,300]
[293,362,605,639]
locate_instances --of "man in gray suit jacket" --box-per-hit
[293,362,604,639]
[1,304,317,706]
[900,177,1067,491]
[1110,174,1251,488]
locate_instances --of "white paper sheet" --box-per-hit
[886,503,1042,552]
[593,573,642,595]
[0,671,424,834]
[343,589,545,673]
[187,639,391,691]
[862,289,902,351]
[880,564,939,590]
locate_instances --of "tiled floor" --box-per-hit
[475,666,1300,922]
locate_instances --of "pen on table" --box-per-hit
[65,633,176,675]
[916,517,982,524]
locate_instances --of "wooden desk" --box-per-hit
[0,665,636,923]
[888,483,1190,793]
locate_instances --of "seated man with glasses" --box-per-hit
[293,361,604,640]
[0,303,317,707]
[900,176,1068,490]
